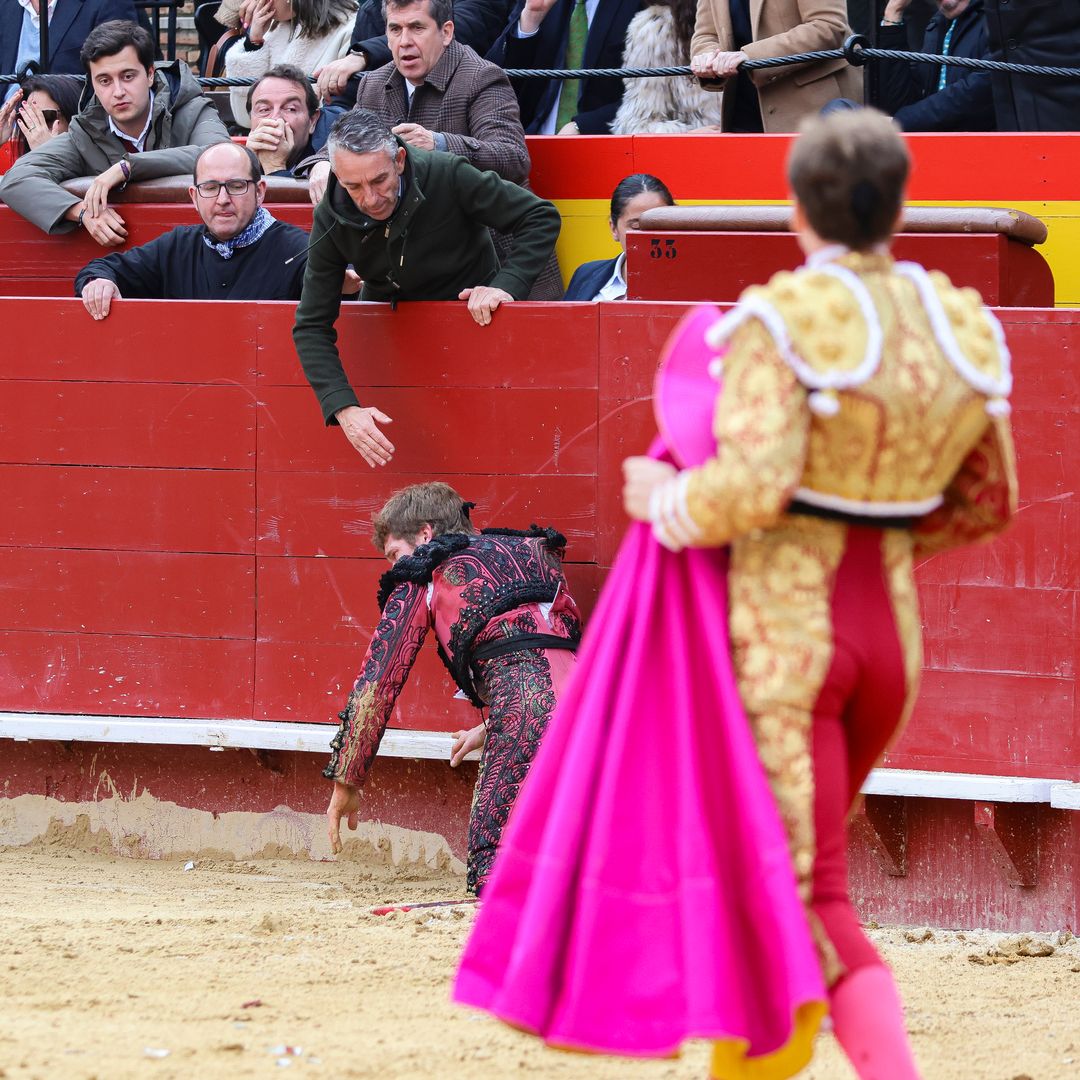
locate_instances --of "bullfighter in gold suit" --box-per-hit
[625,109,1017,1078]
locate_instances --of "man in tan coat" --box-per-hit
[690,0,863,131]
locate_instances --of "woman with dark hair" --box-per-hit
[225,0,357,126]
[0,74,82,159]
[612,0,725,133]
[563,173,674,301]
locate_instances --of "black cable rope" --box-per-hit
[3,35,1080,86]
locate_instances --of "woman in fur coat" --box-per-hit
[612,0,724,134]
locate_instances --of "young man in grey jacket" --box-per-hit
[0,19,229,246]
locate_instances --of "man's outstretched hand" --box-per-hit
[326,781,361,854]
[335,404,395,467]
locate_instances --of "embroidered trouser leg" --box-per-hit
[466,646,576,895]
[732,520,921,978]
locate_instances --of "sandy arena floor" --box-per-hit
[1,837,1078,1080]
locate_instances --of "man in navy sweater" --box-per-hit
[75,141,311,319]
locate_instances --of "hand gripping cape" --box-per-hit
[453,306,826,1079]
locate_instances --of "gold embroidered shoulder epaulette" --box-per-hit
[895,263,1013,414]
[705,265,881,394]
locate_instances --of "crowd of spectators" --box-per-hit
[0,0,1076,350]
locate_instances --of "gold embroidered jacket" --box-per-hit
[655,250,1018,554]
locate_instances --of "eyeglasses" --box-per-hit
[39,109,58,126]
[194,178,255,198]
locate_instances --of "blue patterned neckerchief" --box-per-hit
[203,206,275,260]
[938,19,957,91]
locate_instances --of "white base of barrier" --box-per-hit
[2,711,1078,806]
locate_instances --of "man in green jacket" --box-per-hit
[0,20,229,245]
[291,108,561,467]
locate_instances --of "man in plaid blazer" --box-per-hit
[298,0,563,299]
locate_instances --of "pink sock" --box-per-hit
[829,964,921,1080]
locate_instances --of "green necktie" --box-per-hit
[555,0,588,130]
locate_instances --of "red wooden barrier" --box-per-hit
[626,231,1056,307]
[2,297,1078,928]
[1,296,1075,777]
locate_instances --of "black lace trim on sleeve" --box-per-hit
[376,532,473,610]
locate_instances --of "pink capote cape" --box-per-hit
[453,307,826,1078]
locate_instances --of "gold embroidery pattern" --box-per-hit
[914,415,1018,559]
[684,319,810,546]
[750,253,1013,509]
[324,683,388,785]
[729,517,847,898]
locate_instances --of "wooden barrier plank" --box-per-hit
[597,303,688,566]
[525,135,637,203]
[917,502,1080,591]
[0,382,254,469]
[1,465,256,554]
[1011,407,1080,504]
[256,471,598,561]
[919,582,1074,679]
[0,630,254,718]
[0,207,313,292]
[0,548,254,639]
[257,386,598,475]
[257,302,600,388]
[256,553,604,650]
[258,556,374,647]
[893,670,1078,778]
[254,639,475,729]
[0,298,258,383]
[627,232,1054,307]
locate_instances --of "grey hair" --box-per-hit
[327,108,399,162]
[382,0,453,25]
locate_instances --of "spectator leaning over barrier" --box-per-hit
[74,142,314,318]
[689,0,863,132]
[486,0,641,135]
[0,20,230,244]
[878,0,994,131]
[246,64,325,175]
[292,108,561,466]
[297,0,563,298]
[313,0,511,105]
[0,0,137,104]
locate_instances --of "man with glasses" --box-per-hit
[75,141,311,319]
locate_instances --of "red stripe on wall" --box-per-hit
[528,133,1080,203]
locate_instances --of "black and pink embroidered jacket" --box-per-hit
[324,527,581,786]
